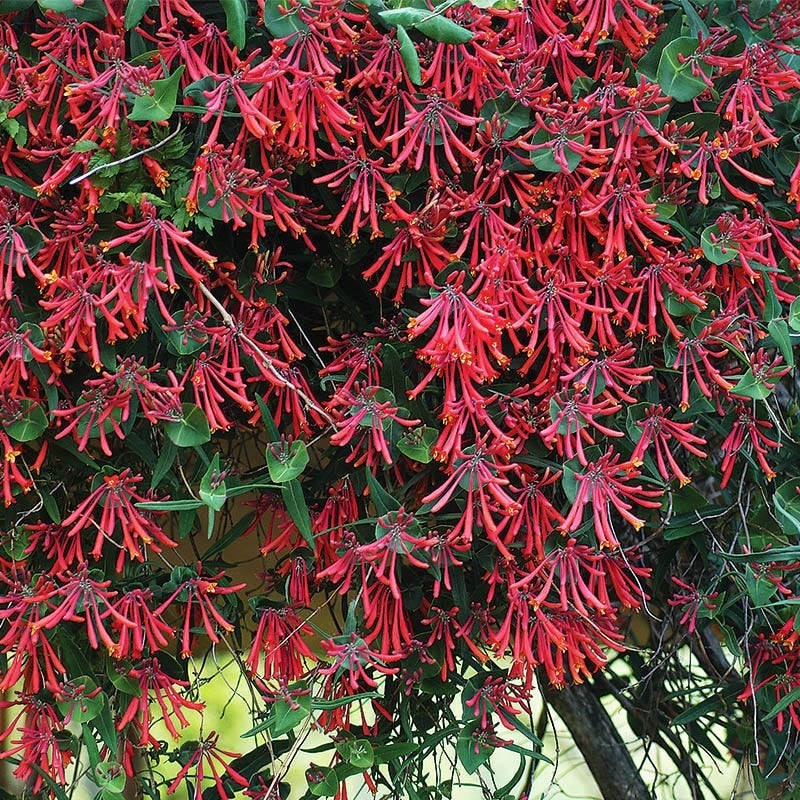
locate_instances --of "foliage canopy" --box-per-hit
[0,0,799,799]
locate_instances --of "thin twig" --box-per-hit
[196,281,336,426]
[68,122,183,185]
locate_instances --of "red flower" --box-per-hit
[166,732,248,800]
[561,449,663,549]
[319,632,400,693]
[630,404,707,486]
[156,568,245,658]
[100,199,216,291]
[118,657,204,744]
[58,470,176,571]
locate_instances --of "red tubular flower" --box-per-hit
[420,443,520,552]
[356,508,434,599]
[500,467,564,559]
[561,449,663,549]
[0,430,33,506]
[385,93,480,184]
[319,329,385,394]
[0,570,67,694]
[362,197,455,301]
[59,470,177,571]
[0,705,73,795]
[319,632,400,693]
[329,383,419,469]
[560,343,652,404]
[31,564,135,653]
[314,139,399,241]
[100,199,216,291]
[0,190,47,297]
[118,658,204,744]
[719,404,780,487]
[112,589,174,660]
[540,391,623,465]
[184,350,253,431]
[630,404,708,486]
[156,568,246,658]
[361,579,413,654]
[464,676,529,731]
[245,604,316,683]
[166,732,248,800]
[668,577,719,634]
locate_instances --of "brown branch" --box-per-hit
[542,680,654,800]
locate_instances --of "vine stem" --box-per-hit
[68,122,183,185]
[196,280,336,427]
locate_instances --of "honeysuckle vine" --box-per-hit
[0,0,799,799]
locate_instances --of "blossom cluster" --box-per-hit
[0,0,799,797]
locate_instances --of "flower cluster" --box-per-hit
[0,0,799,797]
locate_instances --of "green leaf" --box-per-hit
[774,479,800,535]
[378,8,430,28]
[730,369,771,400]
[397,426,438,463]
[767,319,793,367]
[415,15,473,44]
[636,10,682,80]
[656,38,710,102]
[480,93,530,138]
[219,0,248,48]
[94,762,126,794]
[762,272,782,323]
[3,400,47,442]
[700,224,739,265]
[37,0,106,20]
[151,438,177,490]
[396,25,422,86]
[165,309,208,356]
[123,0,151,28]
[671,685,741,726]
[93,698,117,752]
[749,0,779,18]
[0,0,35,11]
[379,7,473,44]
[255,394,281,441]
[529,129,582,173]
[372,742,420,763]
[266,439,310,483]
[744,565,777,607]
[306,259,342,288]
[164,403,211,447]
[311,691,380,710]
[789,297,800,331]
[0,175,38,198]
[337,738,374,769]
[763,685,800,722]
[262,0,308,37]
[307,765,339,797]
[81,723,101,771]
[55,678,104,724]
[561,461,579,504]
[136,498,205,511]
[199,453,227,511]
[364,467,401,516]
[675,112,720,137]
[281,478,314,548]
[269,693,311,736]
[722,546,800,564]
[43,491,61,523]
[129,66,185,123]
[679,0,709,36]
[456,720,494,774]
